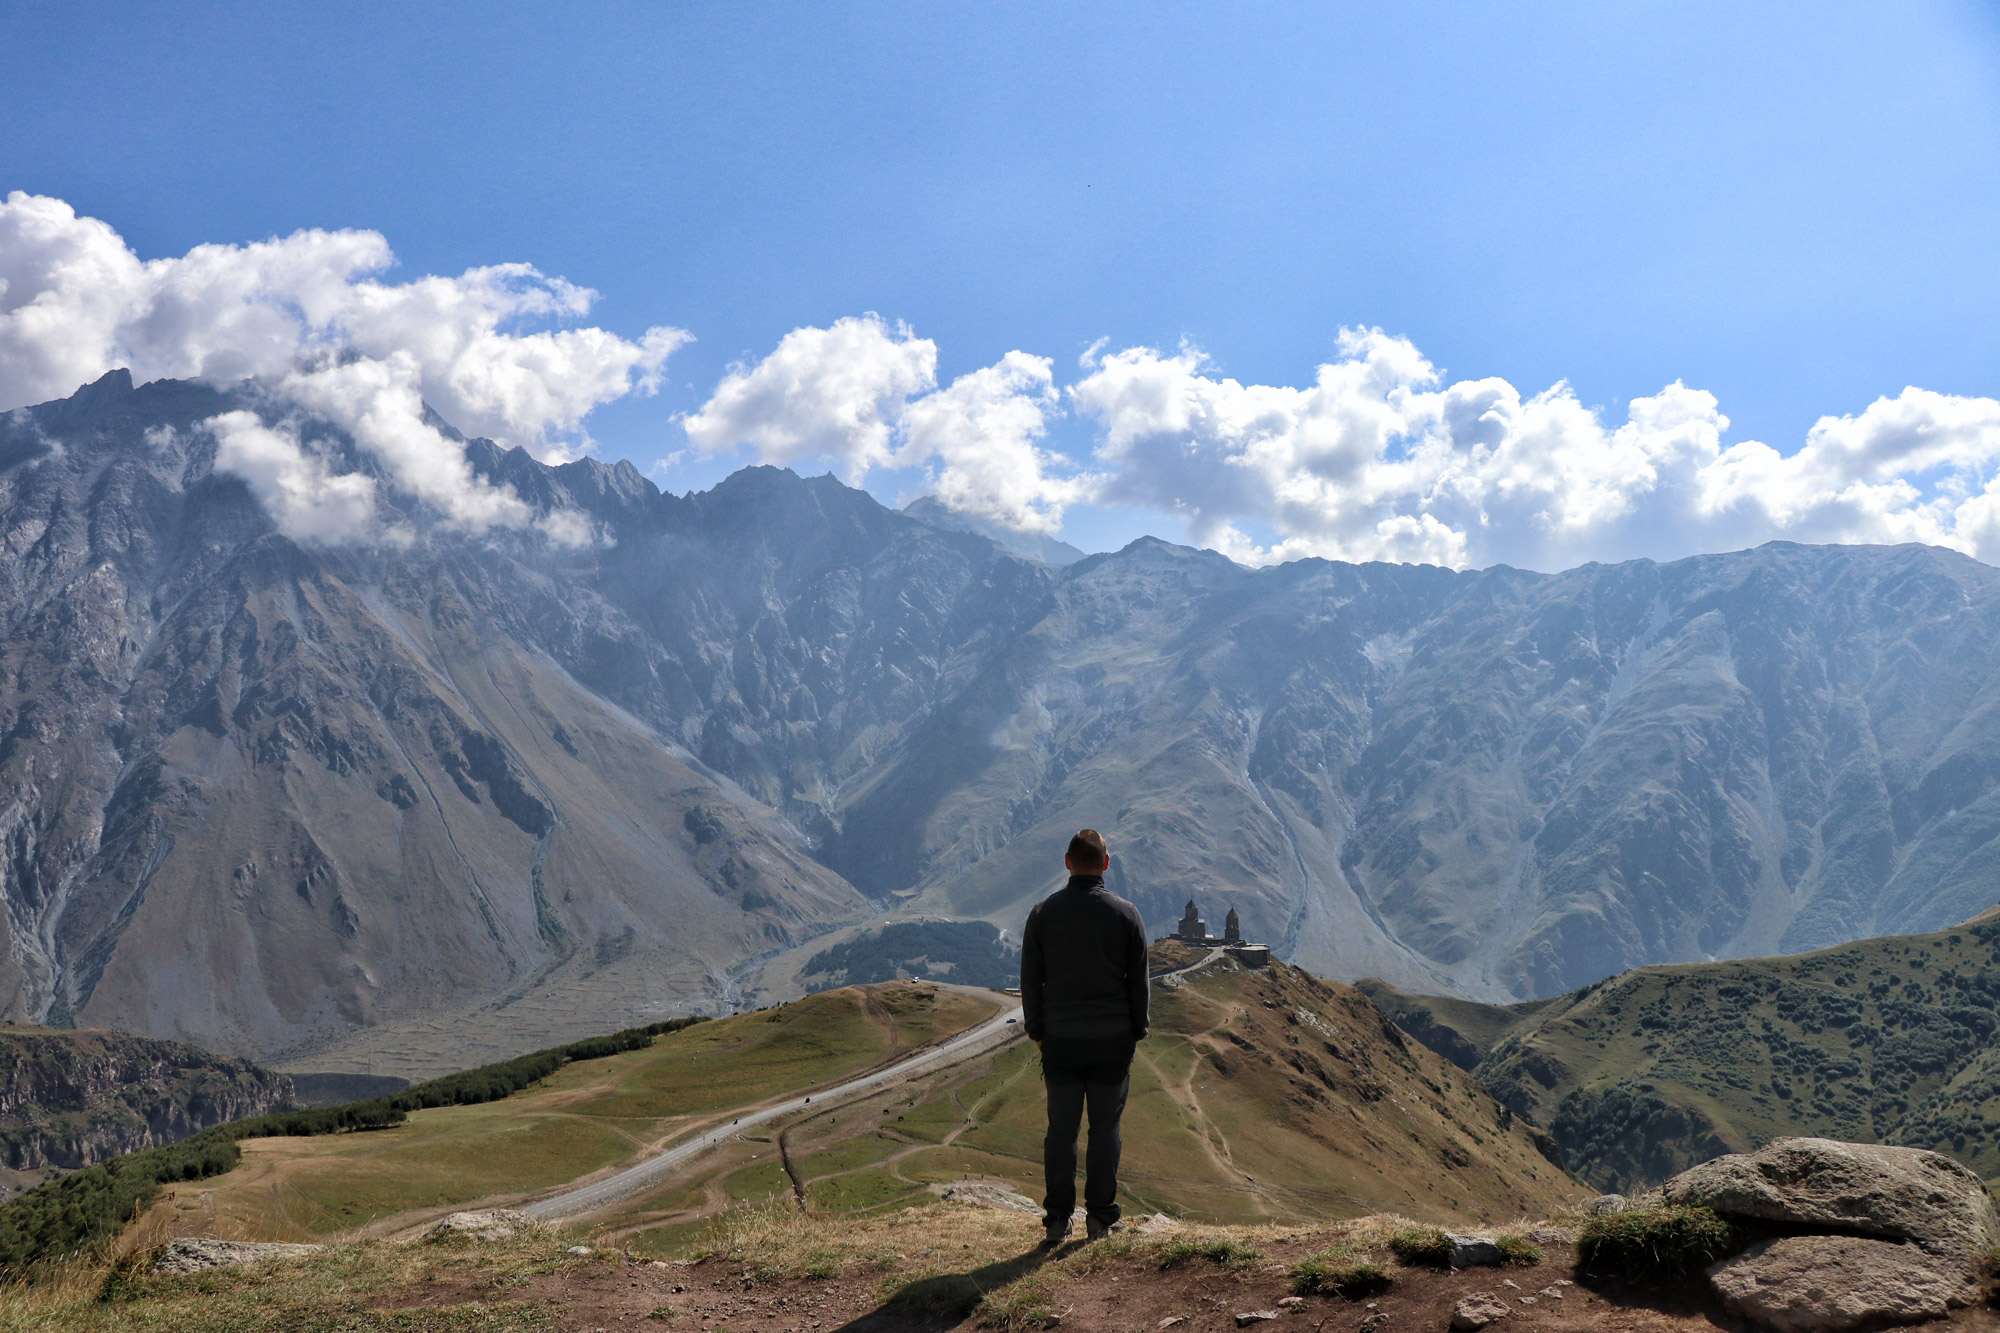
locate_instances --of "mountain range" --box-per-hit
[5,370,2000,1071]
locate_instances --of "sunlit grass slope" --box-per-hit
[1361,906,2000,1192]
[602,947,1580,1254]
[129,982,997,1246]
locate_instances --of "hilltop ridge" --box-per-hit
[1363,908,2000,1192]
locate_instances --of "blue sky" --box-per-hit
[5,2,2000,565]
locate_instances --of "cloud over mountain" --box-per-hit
[680,316,1086,535]
[700,322,2000,571]
[0,192,687,543]
[8,193,2000,570]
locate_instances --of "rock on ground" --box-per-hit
[1450,1292,1512,1329]
[424,1208,538,1242]
[1706,1234,1968,1331]
[153,1238,324,1273]
[1661,1137,2000,1262]
[1445,1233,1504,1268]
[934,1182,1040,1214]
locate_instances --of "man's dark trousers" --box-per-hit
[1040,1034,1135,1231]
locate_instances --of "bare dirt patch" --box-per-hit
[371,1234,2000,1333]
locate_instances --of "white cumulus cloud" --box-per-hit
[1070,331,2000,568]
[0,192,688,544]
[204,410,383,546]
[684,316,2000,571]
[681,315,937,479]
[684,318,1089,533]
[899,352,1088,535]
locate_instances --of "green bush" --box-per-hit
[0,1014,707,1278]
[1496,1234,1544,1266]
[1291,1250,1393,1298]
[1387,1225,1454,1268]
[1576,1204,1738,1279]
[1157,1237,1262,1270]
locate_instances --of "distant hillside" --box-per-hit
[130,982,1001,1244]
[799,920,1018,991]
[1361,908,2000,1193]
[0,1025,292,1192]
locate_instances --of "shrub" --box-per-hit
[1291,1249,1393,1298]
[1387,1225,1454,1268]
[1576,1204,1738,1279]
[1157,1236,1262,1270]
[1496,1234,1544,1266]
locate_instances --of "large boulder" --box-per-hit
[1707,1235,1967,1331]
[1661,1138,2000,1263]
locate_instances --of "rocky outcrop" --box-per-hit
[424,1209,537,1241]
[1648,1138,2000,1330]
[1662,1137,2000,1265]
[0,1025,292,1175]
[1707,1236,1964,1333]
[152,1238,323,1273]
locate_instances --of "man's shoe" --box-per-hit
[1086,1216,1115,1242]
[1041,1223,1069,1248]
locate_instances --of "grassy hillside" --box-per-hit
[589,946,1577,1255]
[129,983,997,1247]
[130,951,1579,1259]
[1360,908,2000,1193]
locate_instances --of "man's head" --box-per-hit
[1065,828,1108,875]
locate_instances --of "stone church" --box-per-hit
[1168,899,1269,965]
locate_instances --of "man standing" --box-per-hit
[1019,828,1149,1245]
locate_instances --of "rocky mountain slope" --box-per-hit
[9,371,2000,1067]
[0,1023,291,1191]
[1362,906,2000,1192]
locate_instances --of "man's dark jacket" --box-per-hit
[1019,874,1149,1043]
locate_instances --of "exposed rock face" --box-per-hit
[12,372,2000,1063]
[1706,1235,1967,1332]
[934,1182,1040,1214]
[153,1238,323,1273]
[424,1209,536,1241]
[0,374,872,1068]
[0,1025,291,1176]
[1662,1138,2000,1264]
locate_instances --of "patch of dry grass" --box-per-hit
[0,1227,601,1333]
[0,1194,1581,1333]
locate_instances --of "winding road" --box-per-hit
[524,995,1025,1220]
